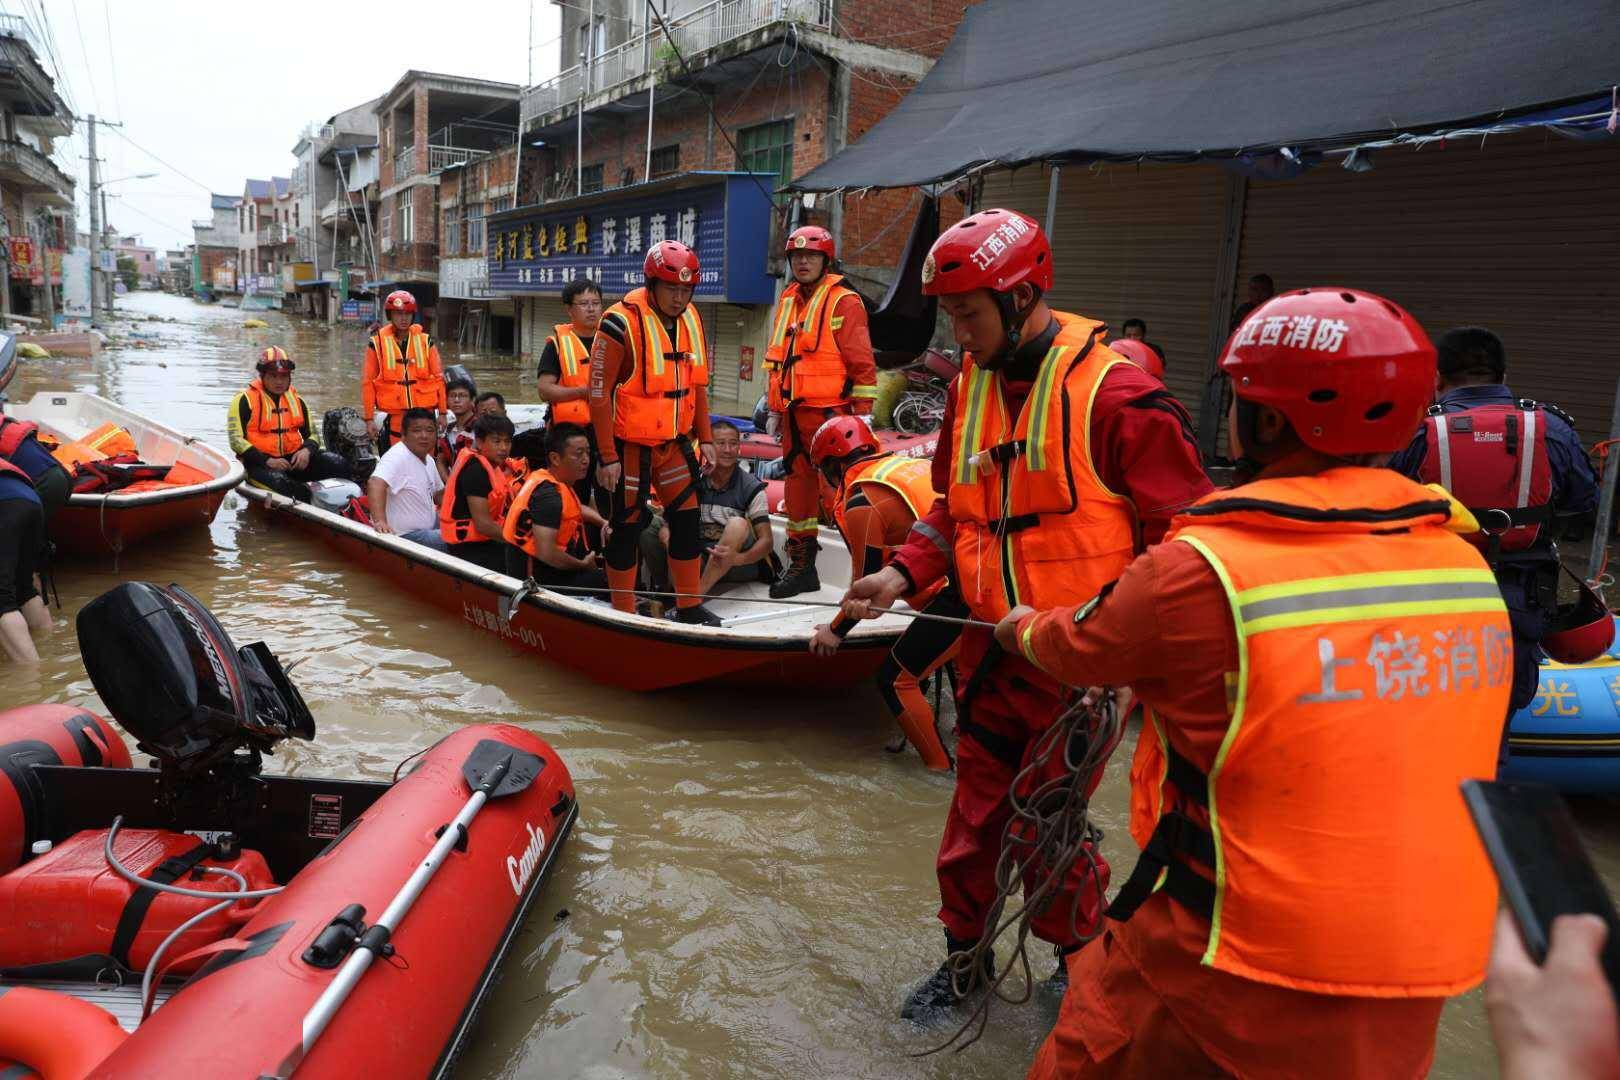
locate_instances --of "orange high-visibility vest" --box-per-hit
[764,273,861,411]
[834,452,935,543]
[546,324,593,426]
[947,311,1136,621]
[440,448,513,544]
[242,380,307,458]
[604,288,709,446]
[1124,468,1509,997]
[368,324,442,416]
[503,468,582,558]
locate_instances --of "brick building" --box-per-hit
[494,0,970,414]
[192,193,239,297]
[438,143,519,348]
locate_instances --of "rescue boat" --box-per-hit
[7,391,243,557]
[240,482,911,692]
[1502,616,1620,795]
[0,582,575,1079]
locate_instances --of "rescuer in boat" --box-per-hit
[838,209,1211,1020]
[764,225,879,599]
[440,412,517,571]
[538,278,602,434]
[590,240,723,626]
[228,347,353,503]
[804,414,960,771]
[639,419,776,599]
[436,367,479,480]
[504,422,610,593]
[1388,326,1599,729]
[362,289,447,451]
[998,288,1513,1080]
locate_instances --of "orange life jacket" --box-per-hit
[0,417,38,458]
[439,448,513,544]
[1118,468,1509,997]
[764,273,860,411]
[546,324,592,427]
[604,288,709,446]
[368,324,441,417]
[502,468,582,558]
[242,380,307,458]
[947,311,1136,620]
[51,422,137,471]
[834,452,936,545]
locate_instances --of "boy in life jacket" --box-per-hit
[764,226,878,599]
[503,422,609,593]
[362,290,447,451]
[436,367,478,481]
[590,241,723,626]
[1389,326,1599,719]
[227,347,352,503]
[804,415,961,771]
[440,412,516,572]
[839,210,1212,1021]
[1000,289,1513,1080]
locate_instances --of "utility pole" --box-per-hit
[87,113,100,323]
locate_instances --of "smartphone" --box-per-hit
[1462,778,1620,992]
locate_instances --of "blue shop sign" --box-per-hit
[486,172,774,305]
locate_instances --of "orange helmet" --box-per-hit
[1224,288,1435,456]
[1109,338,1164,381]
[384,289,417,315]
[922,208,1052,297]
[255,346,294,374]
[644,241,700,286]
[809,413,879,467]
[786,225,835,260]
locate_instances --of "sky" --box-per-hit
[22,0,565,251]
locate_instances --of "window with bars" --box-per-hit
[397,199,413,245]
[737,120,793,204]
[580,164,604,194]
[650,144,680,179]
[443,208,461,255]
[466,205,485,253]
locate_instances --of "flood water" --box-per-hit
[3,290,1611,1078]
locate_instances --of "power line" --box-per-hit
[102,196,192,240]
[105,127,215,194]
[66,0,100,114]
[99,0,121,121]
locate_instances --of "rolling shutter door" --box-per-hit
[524,297,571,376]
[703,302,749,415]
[979,164,1230,426]
[1235,132,1620,444]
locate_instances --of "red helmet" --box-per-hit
[1223,287,1434,456]
[255,345,294,374]
[810,413,880,467]
[384,289,417,315]
[922,208,1052,297]
[1109,338,1164,381]
[644,241,700,286]
[785,226,835,259]
[1542,581,1615,664]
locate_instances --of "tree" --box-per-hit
[116,255,138,291]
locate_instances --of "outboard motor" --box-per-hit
[443,363,477,398]
[76,583,314,813]
[323,406,377,482]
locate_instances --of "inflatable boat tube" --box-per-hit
[1503,616,1620,794]
[0,706,130,872]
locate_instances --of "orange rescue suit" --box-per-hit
[503,468,581,557]
[362,323,446,425]
[241,380,307,457]
[764,272,867,410]
[1126,470,1508,996]
[600,289,709,446]
[546,324,592,427]
[440,449,512,545]
[949,311,1136,620]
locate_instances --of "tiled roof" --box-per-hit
[244,178,273,199]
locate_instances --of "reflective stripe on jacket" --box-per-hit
[239,380,307,458]
[604,288,709,446]
[764,273,859,410]
[547,324,593,426]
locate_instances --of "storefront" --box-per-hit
[486,171,777,415]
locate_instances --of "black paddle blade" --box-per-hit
[462,739,544,797]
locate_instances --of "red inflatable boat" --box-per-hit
[0,583,576,1079]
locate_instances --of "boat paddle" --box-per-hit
[271,739,543,1077]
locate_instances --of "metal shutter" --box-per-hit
[979,163,1230,424]
[1236,132,1620,444]
[704,302,751,415]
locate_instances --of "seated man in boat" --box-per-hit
[435,367,479,481]
[440,412,517,572]
[474,391,507,418]
[362,290,446,452]
[805,415,961,771]
[0,455,49,662]
[228,347,352,503]
[368,408,448,552]
[503,422,609,593]
[638,419,775,599]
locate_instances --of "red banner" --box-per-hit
[8,238,33,273]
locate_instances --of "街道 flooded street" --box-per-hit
[2,291,1611,1077]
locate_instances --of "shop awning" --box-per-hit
[789,0,1620,192]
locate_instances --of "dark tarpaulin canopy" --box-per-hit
[790,0,1620,192]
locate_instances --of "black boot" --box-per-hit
[900,933,993,1023]
[1040,944,1078,1000]
[674,603,723,626]
[769,537,821,598]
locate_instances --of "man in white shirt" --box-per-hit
[366,407,448,551]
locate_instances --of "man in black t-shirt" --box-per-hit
[503,423,609,592]
[441,413,516,571]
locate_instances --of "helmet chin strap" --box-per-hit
[981,287,1039,370]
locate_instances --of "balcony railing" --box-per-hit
[428,145,490,174]
[256,222,290,246]
[0,14,42,58]
[394,145,415,182]
[522,0,830,123]
[0,139,72,204]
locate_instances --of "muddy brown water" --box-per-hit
[4,290,1611,1077]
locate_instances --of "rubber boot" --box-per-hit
[1041,944,1078,1001]
[900,933,993,1023]
[769,537,821,599]
[675,603,723,626]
